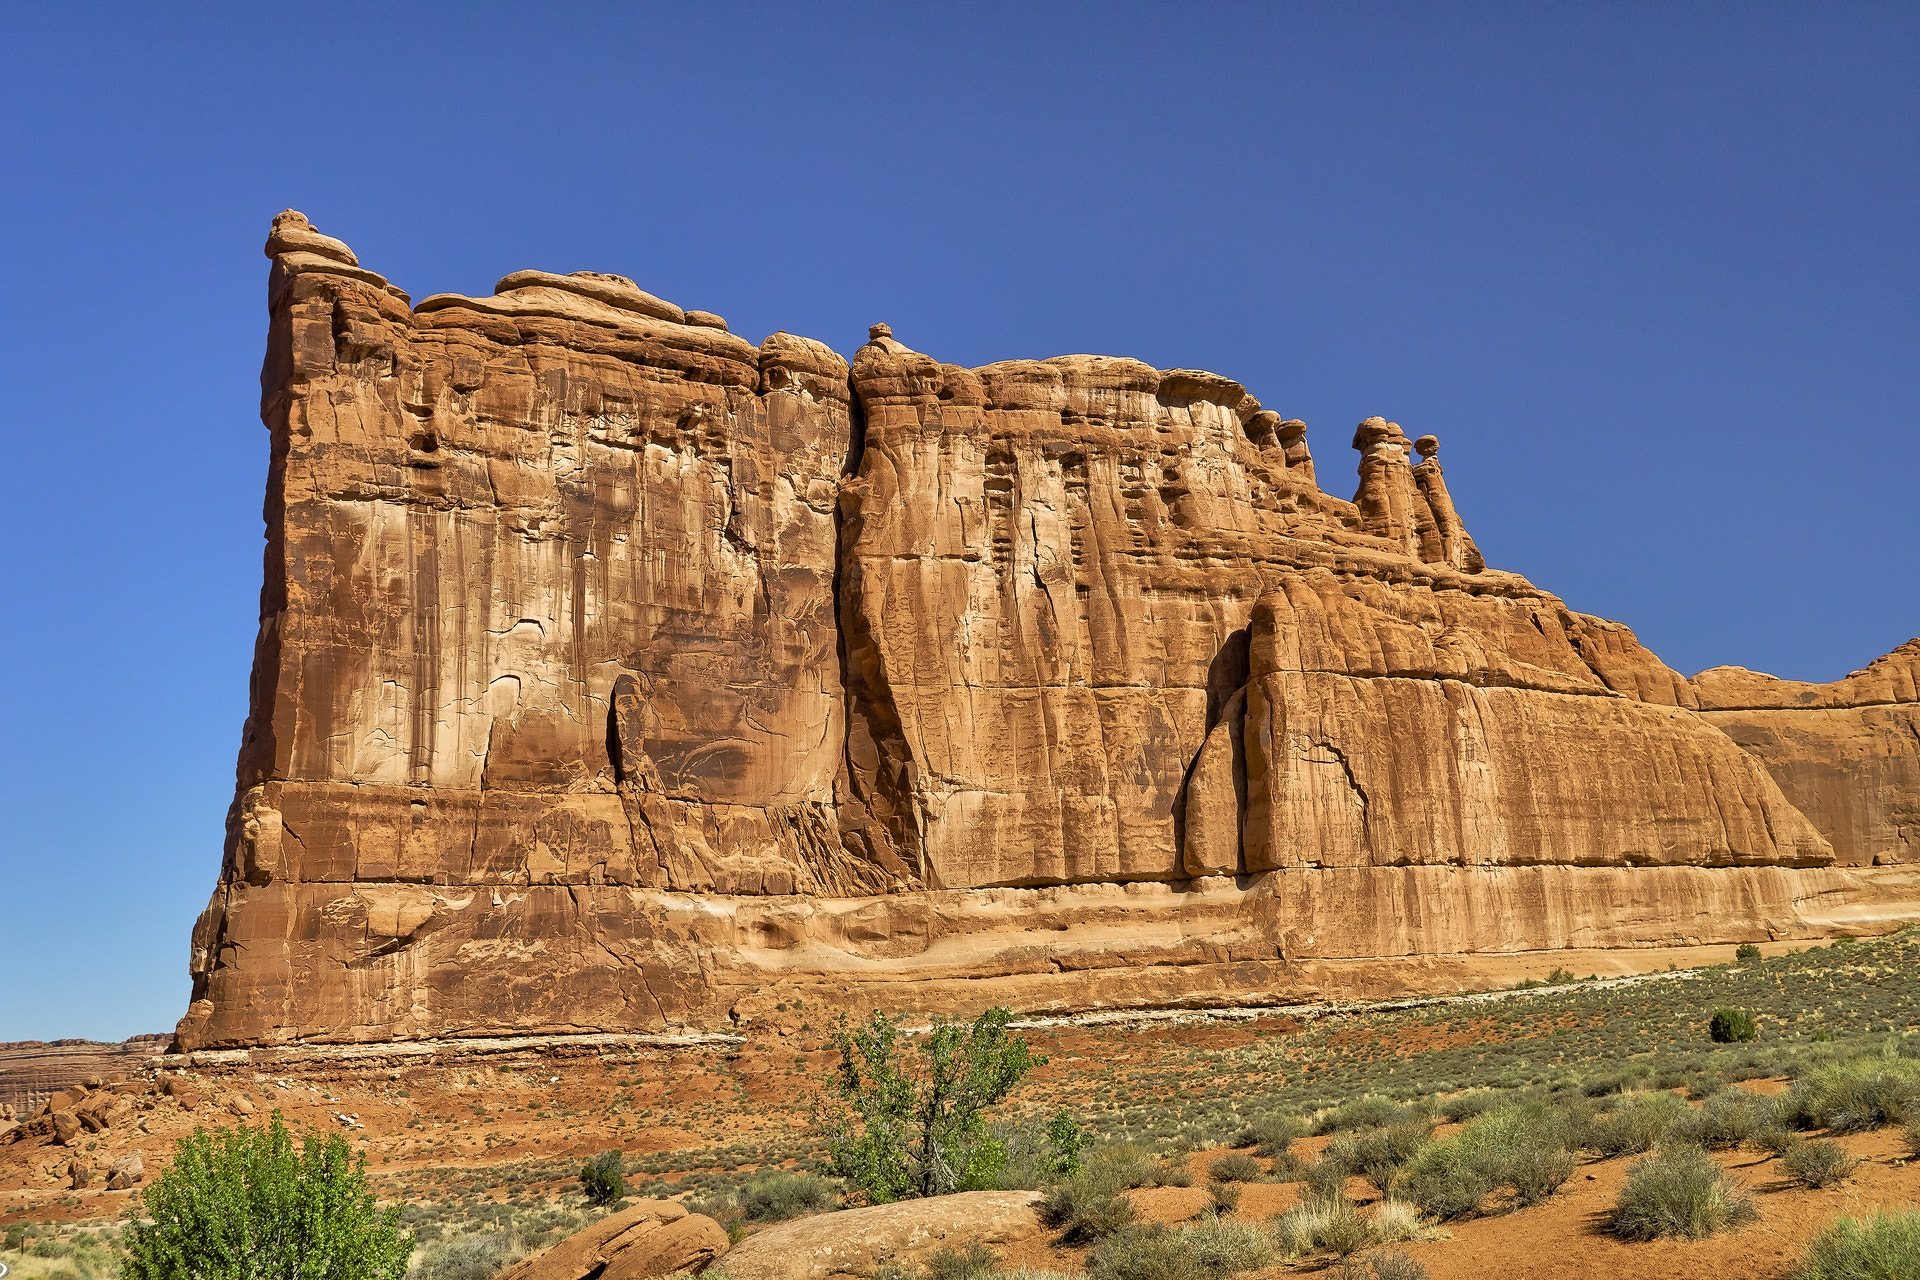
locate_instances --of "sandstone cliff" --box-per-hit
[175,214,1920,1049]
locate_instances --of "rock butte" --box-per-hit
[176,212,1920,1051]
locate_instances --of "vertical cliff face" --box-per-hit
[1692,642,1920,868]
[176,214,1918,1050]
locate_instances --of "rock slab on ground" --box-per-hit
[497,1199,727,1280]
[721,1191,1045,1280]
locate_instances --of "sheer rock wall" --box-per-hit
[1693,642,1920,868]
[176,215,1920,1049]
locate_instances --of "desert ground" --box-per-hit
[4,930,1918,1279]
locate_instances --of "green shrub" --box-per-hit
[738,1171,838,1222]
[1753,1123,1800,1157]
[825,1007,1043,1202]
[1905,1118,1920,1158]
[1736,943,1763,962]
[579,1150,625,1207]
[1781,1139,1856,1189]
[1792,1210,1920,1280]
[1205,1180,1241,1215]
[1587,1092,1686,1156]
[122,1114,411,1280]
[1611,1147,1757,1241]
[1710,1008,1759,1044]
[1040,1170,1137,1243]
[1783,1056,1920,1133]
[1206,1152,1262,1183]
[1044,1109,1094,1179]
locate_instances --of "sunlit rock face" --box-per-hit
[176,214,1920,1050]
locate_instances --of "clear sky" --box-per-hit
[1,4,1915,1042]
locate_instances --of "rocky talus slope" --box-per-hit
[176,212,1920,1049]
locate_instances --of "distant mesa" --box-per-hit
[172,212,1920,1051]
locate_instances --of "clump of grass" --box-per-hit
[1206,1180,1241,1215]
[1612,1146,1757,1241]
[1153,1157,1195,1188]
[1300,1156,1350,1200]
[737,1170,838,1222]
[1905,1118,1920,1159]
[1313,1096,1416,1135]
[1086,1219,1273,1280]
[1335,1252,1430,1280]
[1587,1091,1686,1156]
[1674,1090,1768,1150]
[1780,1139,1856,1189]
[1783,1056,1920,1133]
[415,1233,519,1280]
[1041,1169,1137,1243]
[927,1240,999,1280]
[1369,1199,1440,1244]
[1792,1210,1920,1280]
[1326,1120,1433,1195]
[1206,1152,1262,1183]
[1436,1090,1502,1123]
[1396,1103,1575,1219]
[1233,1112,1307,1156]
[1276,1192,1375,1258]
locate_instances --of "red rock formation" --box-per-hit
[174,214,1920,1050]
[1693,641,1920,867]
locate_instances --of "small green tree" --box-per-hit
[122,1113,410,1280]
[826,1007,1045,1202]
[579,1149,626,1206]
[1735,942,1763,963]
[1710,1008,1759,1043]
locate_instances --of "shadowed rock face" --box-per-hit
[175,213,1920,1050]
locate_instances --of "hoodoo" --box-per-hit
[177,213,1920,1049]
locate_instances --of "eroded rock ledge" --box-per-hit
[176,213,1920,1049]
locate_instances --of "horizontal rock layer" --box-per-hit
[176,213,1920,1049]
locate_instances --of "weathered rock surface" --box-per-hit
[720,1190,1044,1280]
[175,213,1920,1050]
[497,1199,726,1280]
[1693,641,1920,867]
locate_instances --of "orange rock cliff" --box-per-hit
[175,212,1920,1050]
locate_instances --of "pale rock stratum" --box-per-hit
[175,213,1920,1049]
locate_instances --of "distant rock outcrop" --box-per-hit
[174,213,1920,1050]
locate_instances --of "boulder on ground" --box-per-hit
[107,1151,144,1190]
[50,1110,81,1145]
[68,1158,90,1189]
[497,1199,727,1280]
[721,1190,1045,1280]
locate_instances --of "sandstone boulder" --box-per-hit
[720,1191,1044,1280]
[106,1151,144,1190]
[496,1200,726,1280]
[50,1110,80,1145]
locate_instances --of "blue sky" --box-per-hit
[2,4,1914,1041]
